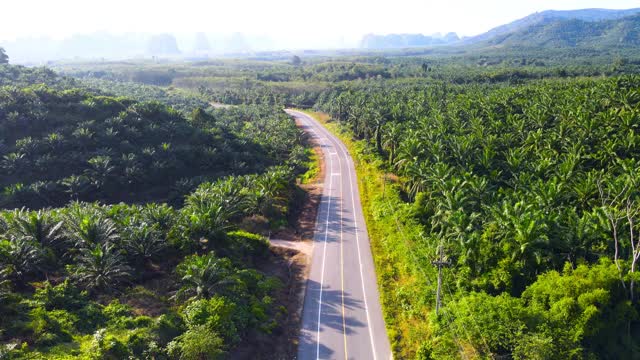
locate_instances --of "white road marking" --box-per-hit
[346,150,379,360]
[300,111,379,360]
[315,128,334,359]
[338,134,348,359]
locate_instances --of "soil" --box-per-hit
[226,115,325,359]
[210,102,233,109]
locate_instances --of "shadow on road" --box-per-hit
[298,279,366,358]
[317,195,357,244]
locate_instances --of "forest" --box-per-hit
[314,75,640,359]
[4,42,640,359]
[0,63,311,359]
[114,49,640,359]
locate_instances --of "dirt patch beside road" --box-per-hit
[227,115,324,359]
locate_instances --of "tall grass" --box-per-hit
[302,110,437,359]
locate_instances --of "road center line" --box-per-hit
[345,147,379,360]
[301,111,378,360]
[315,121,334,359]
[336,128,349,360]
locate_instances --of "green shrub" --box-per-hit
[155,312,185,346]
[29,307,74,346]
[142,340,165,360]
[102,300,131,321]
[103,300,150,330]
[225,230,269,262]
[521,260,638,358]
[74,302,106,333]
[89,328,129,360]
[167,325,224,360]
[181,296,238,344]
[513,333,556,360]
[33,280,88,311]
[439,292,530,357]
[124,327,156,357]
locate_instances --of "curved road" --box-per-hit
[286,110,392,360]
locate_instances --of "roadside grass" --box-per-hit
[299,148,320,185]
[300,110,436,359]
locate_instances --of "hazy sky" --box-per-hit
[2,0,638,44]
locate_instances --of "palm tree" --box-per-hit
[122,220,166,265]
[2,152,25,175]
[404,161,431,200]
[173,253,236,301]
[181,179,250,246]
[2,236,45,285]
[254,168,290,217]
[181,200,235,248]
[61,175,90,201]
[72,126,94,143]
[45,133,65,151]
[73,242,131,294]
[381,121,403,164]
[488,201,550,275]
[0,268,12,298]
[0,268,15,316]
[2,209,64,250]
[394,134,424,172]
[141,203,175,237]
[63,209,119,250]
[86,155,115,190]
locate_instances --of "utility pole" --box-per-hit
[432,245,451,316]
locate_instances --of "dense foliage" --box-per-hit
[0,64,76,88]
[0,80,303,209]
[314,75,640,358]
[484,13,640,48]
[0,64,310,359]
[54,48,640,111]
[0,177,289,359]
[78,77,211,115]
[25,47,640,358]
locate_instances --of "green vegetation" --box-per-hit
[6,36,640,358]
[0,78,303,209]
[0,64,310,359]
[0,187,289,359]
[311,75,640,358]
[0,64,76,89]
[484,14,640,48]
[77,77,212,115]
[475,11,640,49]
[302,110,435,356]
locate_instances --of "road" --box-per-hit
[286,110,392,360]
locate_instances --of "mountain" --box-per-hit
[468,8,640,47]
[1,33,148,64]
[192,32,211,53]
[361,32,459,49]
[147,34,181,55]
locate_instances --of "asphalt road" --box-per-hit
[286,110,392,360]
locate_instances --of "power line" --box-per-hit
[432,245,451,316]
[379,173,494,358]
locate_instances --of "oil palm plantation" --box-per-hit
[63,207,119,250]
[1,236,45,286]
[121,219,166,266]
[73,242,131,294]
[1,209,64,251]
[173,253,236,301]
